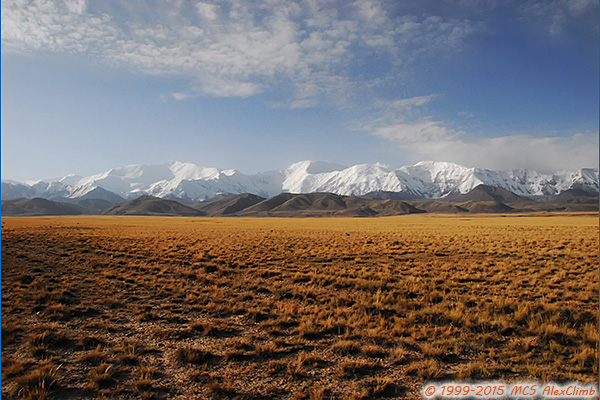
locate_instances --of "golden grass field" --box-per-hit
[2,214,598,399]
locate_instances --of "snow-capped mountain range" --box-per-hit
[2,160,598,202]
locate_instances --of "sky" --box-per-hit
[1,0,598,181]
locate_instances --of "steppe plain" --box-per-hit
[1,213,598,399]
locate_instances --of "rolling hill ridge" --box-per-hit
[3,186,597,217]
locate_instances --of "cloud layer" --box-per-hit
[1,0,475,105]
[367,106,598,172]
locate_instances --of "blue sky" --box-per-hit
[2,0,598,181]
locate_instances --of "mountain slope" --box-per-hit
[1,181,36,200]
[76,187,125,203]
[456,201,515,213]
[445,184,529,203]
[75,198,115,214]
[193,193,266,216]
[552,188,599,202]
[1,198,83,216]
[219,192,425,217]
[103,196,206,216]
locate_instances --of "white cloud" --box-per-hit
[195,2,219,20]
[65,0,86,15]
[171,92,191,101]
[416,133,599,172]
[373,118,462,143]
[371,117,598,171]
[354,0,389,26]
[201,78,263,98]
[1,0,476,105]
[357,94,441,134]
[457,111,476,118]
[290,98,318,109]
[567,0,597,15]
[365,95,598,171]
[549,13,567,35]
[520,0,599,36]
[388,94,438,109]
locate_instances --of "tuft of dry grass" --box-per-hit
[76,347,107,365]
[337,360,379,379]
[175,347,218,365]
[362,344,388,358]
[331,339,361,355]
[405,359,446,379]
[15,364,60,400]
[87,363,117,389]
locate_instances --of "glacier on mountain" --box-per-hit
[2,160,598,202]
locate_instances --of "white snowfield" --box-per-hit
[3,160,599,202]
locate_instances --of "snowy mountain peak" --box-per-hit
[286,160,347,175]
[58,174,84,186]
[283,161,397,195]
[2,160,598,202]
[403,161,475,178]
[414,160,467,169]
[167,161,224,181]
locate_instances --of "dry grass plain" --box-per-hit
[1,213,598,399]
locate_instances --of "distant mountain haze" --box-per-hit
[2,160,598,203]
